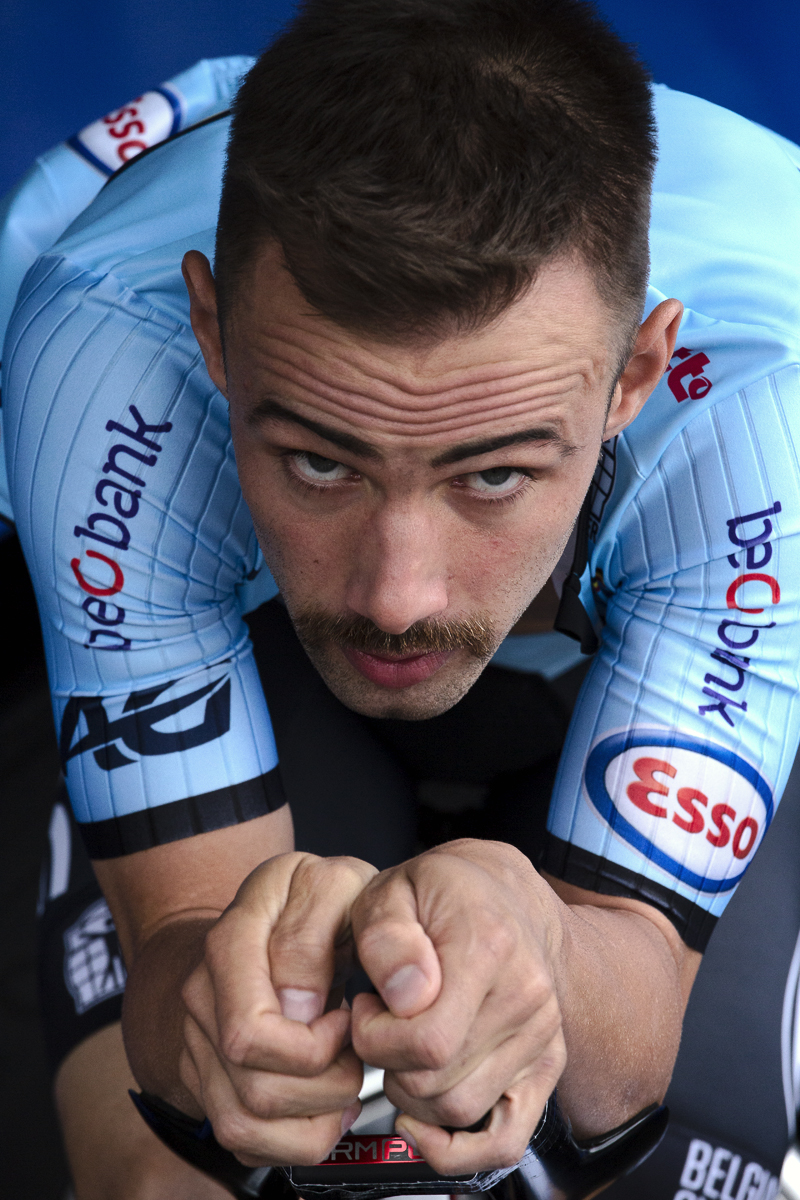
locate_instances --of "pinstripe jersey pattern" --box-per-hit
[4,82,800,945]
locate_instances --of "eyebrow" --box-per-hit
[247,396,381,460]
[431,426,576,467]
[249,394,576,467]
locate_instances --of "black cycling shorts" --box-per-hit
[38,598,800,1195]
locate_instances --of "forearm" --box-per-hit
[122,916,217,1114]
[545,878,699,1137]
[92,807,296,1111]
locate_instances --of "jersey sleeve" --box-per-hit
[3,252,283,859]
[0,56,254,522]
[543,365,800,951]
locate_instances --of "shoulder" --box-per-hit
[589,91,800,557]
[47,112,232,327]
[649,85,800,341]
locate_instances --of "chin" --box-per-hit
[303,643,491,720]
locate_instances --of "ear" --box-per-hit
[603,299,684,440]
[182,250,228,397]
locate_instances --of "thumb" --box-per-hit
[354,883,442,1018]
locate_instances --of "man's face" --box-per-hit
[189,246,667,720]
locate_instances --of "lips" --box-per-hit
[341,646,456,688]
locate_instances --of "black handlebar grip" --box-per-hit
[131,1090,667,1200]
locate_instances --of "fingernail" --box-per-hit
[397,1126,420,1156]
[381,964,429,1015]
[278,988,323,1024]
[341,1103,361,1136]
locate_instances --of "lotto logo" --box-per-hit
[666,346,713,403]
[68,87,182,175]
[584,730,773,893]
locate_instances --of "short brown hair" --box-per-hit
[216,0,655,345]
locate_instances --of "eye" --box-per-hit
[291,451,356,484]
[458,466,530,497]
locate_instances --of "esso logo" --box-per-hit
[584,730,773,893]
[69,87,182,175]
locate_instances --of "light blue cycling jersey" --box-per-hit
[0,55,254,520]
[4,79,800,951]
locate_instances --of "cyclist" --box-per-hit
[4,1,800,1197]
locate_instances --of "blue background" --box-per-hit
[1,0,798,200]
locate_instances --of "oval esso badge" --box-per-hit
[67,87,183,176]
[584,730,773,893]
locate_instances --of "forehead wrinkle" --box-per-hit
[270,396,577,444]
[257,325,602,407]
[263,355,590,427]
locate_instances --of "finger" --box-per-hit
[200,854,373,1073]
[354,858,541,1075]
[184,952,353,1076]
[183,1012,365,1120]
[395,1057,562,1175]
[375,954,561,1098]
[269,856,377,1010]
[200,854,315,1048]
[385,1001,564,1129]
[352,873,442,1017]
[352,928,509,1076]
[181,1019,361,1168]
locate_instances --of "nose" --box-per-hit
[345,503,449,633]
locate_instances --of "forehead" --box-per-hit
[225,245,619,443]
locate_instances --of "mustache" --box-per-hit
[293,608,497,658]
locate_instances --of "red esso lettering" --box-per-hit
[118,140,147,162]
[628,756,757,859]
[108,119,146,140]
[626,757,674,816]
[103,104,138,126]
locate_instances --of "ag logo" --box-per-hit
[584,730,773,893]
[60,664,231,772]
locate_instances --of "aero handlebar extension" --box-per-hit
[132,1089,668,1200]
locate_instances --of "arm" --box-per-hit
[94,808,295,1110]
[346,838,698,1174]
[542,875,700,1133]
[96,821,376,1167]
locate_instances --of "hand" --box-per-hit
[179,852,377,1166]
[350,840,567,1175]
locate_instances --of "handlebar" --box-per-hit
[131,1089,668,1200]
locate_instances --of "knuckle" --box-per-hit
[218,1018,257,1066]
[270,924,326,966]
[406,1024,457,1072]
[482,915,517,963]
[212,1110,253,1156]
[438,1094,484,1129]
[329,855,376,886]
[294,1121,340,1167]
[235,1076,272,1120]
[394,1070,439,1101]
[299,1043,334,1077]
[203,918,232,968]
[356,917,402,956]
[515,971,553,1017]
